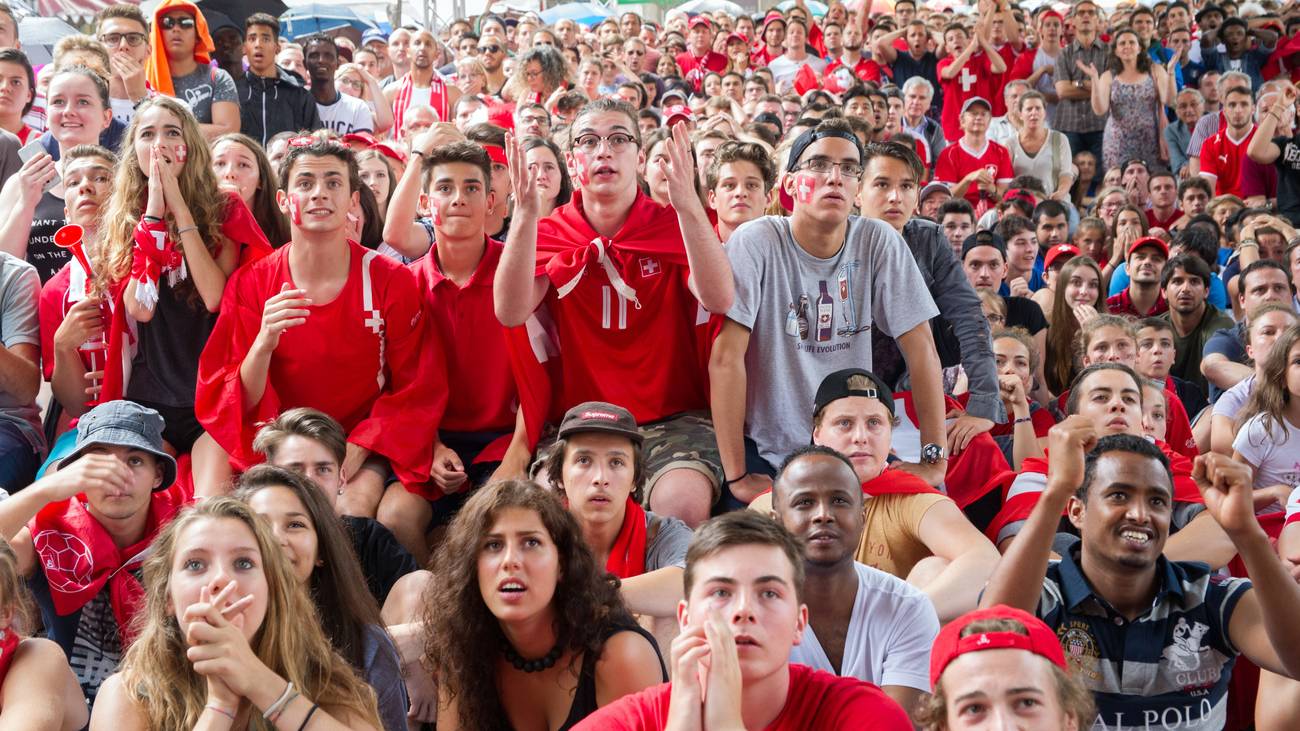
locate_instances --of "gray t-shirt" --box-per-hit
[171,65,237,124]
[726,216,939,466]
[645,510,691,570]
[0,251,42,450]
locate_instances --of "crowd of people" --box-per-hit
[0,0,1298,728]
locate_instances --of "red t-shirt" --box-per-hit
[537,193,708,423]
[991,44,1021,116]
[825,56,885,84]
[572,663,912,730]
[937,52,998,140]
[1199,125,1255,197]
[1146,208,1182,230]
[676,50,728,91]
[411,238,517,434]
[933,139,1014,205]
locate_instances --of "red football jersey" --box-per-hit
[1199,125,1255,197]
[412,238,517,434]
[937,52,998,140]
[676,50,728,91]
[933,139,1015,206]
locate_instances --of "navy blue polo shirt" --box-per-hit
[1037,540,1251,730]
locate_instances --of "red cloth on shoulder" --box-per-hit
[606,498,648,579]
[983,441,1203,543]
[894,391,1011,507]
[865,469,942,496]
[195,241,446,494]
[505,190,707,449]
[28,483,187,646]
[571,663,912,730]
[0,629,17,687]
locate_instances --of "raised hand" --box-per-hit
[1076,60,1099,79]
[659,122,702,213]
[184,582,259,706]
[1008,276,1031,298]
[663,625,708,731]
[505,130,545,218]
[35,452,134,503]
[1073,303,1099,326]
[15,152,57,205]
[1045,415,1098,501]
[701,613,744,730]
[145,145,167,219]
[1192,454,1260,537]
[254,283,311,354]
[53,297,104,353]
[998,373,1030,413]
[109,53,147,100]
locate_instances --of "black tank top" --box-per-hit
[558,616,666,731]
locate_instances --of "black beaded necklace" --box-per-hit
[502,640,563,673]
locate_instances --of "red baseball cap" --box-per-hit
[1043,243,1081,270]
[725,32,749,46]
[1128,235,1170,259]
[1004,187,1038,208]
[930,605,1067,687]
[664,104,694,125]
[688,15,713,31]
[341,131,379,148]
[761,10,786,31]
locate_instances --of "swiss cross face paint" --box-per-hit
[288,193,303,225]
[572,151,590,187]
[795,173,817,204]
[431,204,442,227]
[175,144,187,163]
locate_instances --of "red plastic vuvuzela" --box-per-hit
[53,224,94,277]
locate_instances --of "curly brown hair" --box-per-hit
[423,480,640,729]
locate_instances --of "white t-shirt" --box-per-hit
[317,92,374,135]
[1212,374,1255,422]
[1233,411,1300,492]
[768,54,828,87]
[789,562,938,691]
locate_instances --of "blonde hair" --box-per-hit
[0,540,33,635]
[98,97,229,302]
[115,498,380,730]
[918,617,1096,729]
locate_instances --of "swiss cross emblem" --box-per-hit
[639,257,661,277]
[976,634,991,646]
[959,67,978,93]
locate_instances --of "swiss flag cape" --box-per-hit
[864,469,941,496]
[195,241,445,494]
[793,63,821,95]
[892,391,1011,508]
[983,440,1203,543]
[505,190,690,448]
[606,498,648,579]
[0,628,16,688]
[102,193,272,405]
[29,483,187,645]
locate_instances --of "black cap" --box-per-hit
[813,369,895,419]
[1195,4,1224,22]
[557,401,643,445]
[961,230,1007,261]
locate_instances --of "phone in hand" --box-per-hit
[18,140,59,194]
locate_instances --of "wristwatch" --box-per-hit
[920,443,946,465]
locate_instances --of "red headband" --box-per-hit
[484,144,508,166]
[929,605,1067,686]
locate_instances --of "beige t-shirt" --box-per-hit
[748,490,950,580]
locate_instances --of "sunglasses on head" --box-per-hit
[160,16,196,30]
[287,135,346,150]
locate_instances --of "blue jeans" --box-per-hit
[0,421,40,494]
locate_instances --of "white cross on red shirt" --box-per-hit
[959,66,978,93]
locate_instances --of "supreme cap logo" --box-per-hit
[581,411,618,421]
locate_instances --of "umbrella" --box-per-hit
[17,17,78,65]
[202,0,288,28]
[280,4,376,40]
[776,0,828,17]
[538,2,613,29]
[679,0,746,16]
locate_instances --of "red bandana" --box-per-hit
[29,485,186,646]
[605,499,648,579]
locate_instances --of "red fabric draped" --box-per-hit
[606,499,648,579]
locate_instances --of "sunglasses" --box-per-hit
[160,16,196,30]
[287,135,346,150]
[478,44,502,53]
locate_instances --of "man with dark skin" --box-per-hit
[770,447,938,721]
[304,35,372,135]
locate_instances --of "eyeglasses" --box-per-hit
[572,132,637,153]
[337,77,363,89]
[160,16,196,30]
[478,44,502,54]
[99,32,147,47]
[985,313,1006,326]
[796,158,864,180]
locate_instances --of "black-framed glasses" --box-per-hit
[478,44,502,54]
[99,32,147,47]
[795,158,864,180]
[572,132,637,153]
[160,16,196,30]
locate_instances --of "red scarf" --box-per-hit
[101,192,271,403]
[865,470,942,496]
[606,499,648,579]
[504,191,690,449]
[0,628,17,688]
[392,73,450,131]
[130,218,183,309]
[29,485,185,645]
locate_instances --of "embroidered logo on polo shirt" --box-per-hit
[1058,622,1100,681]
[639,257,661,278]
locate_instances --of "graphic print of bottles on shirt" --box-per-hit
[785,261,870,343]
